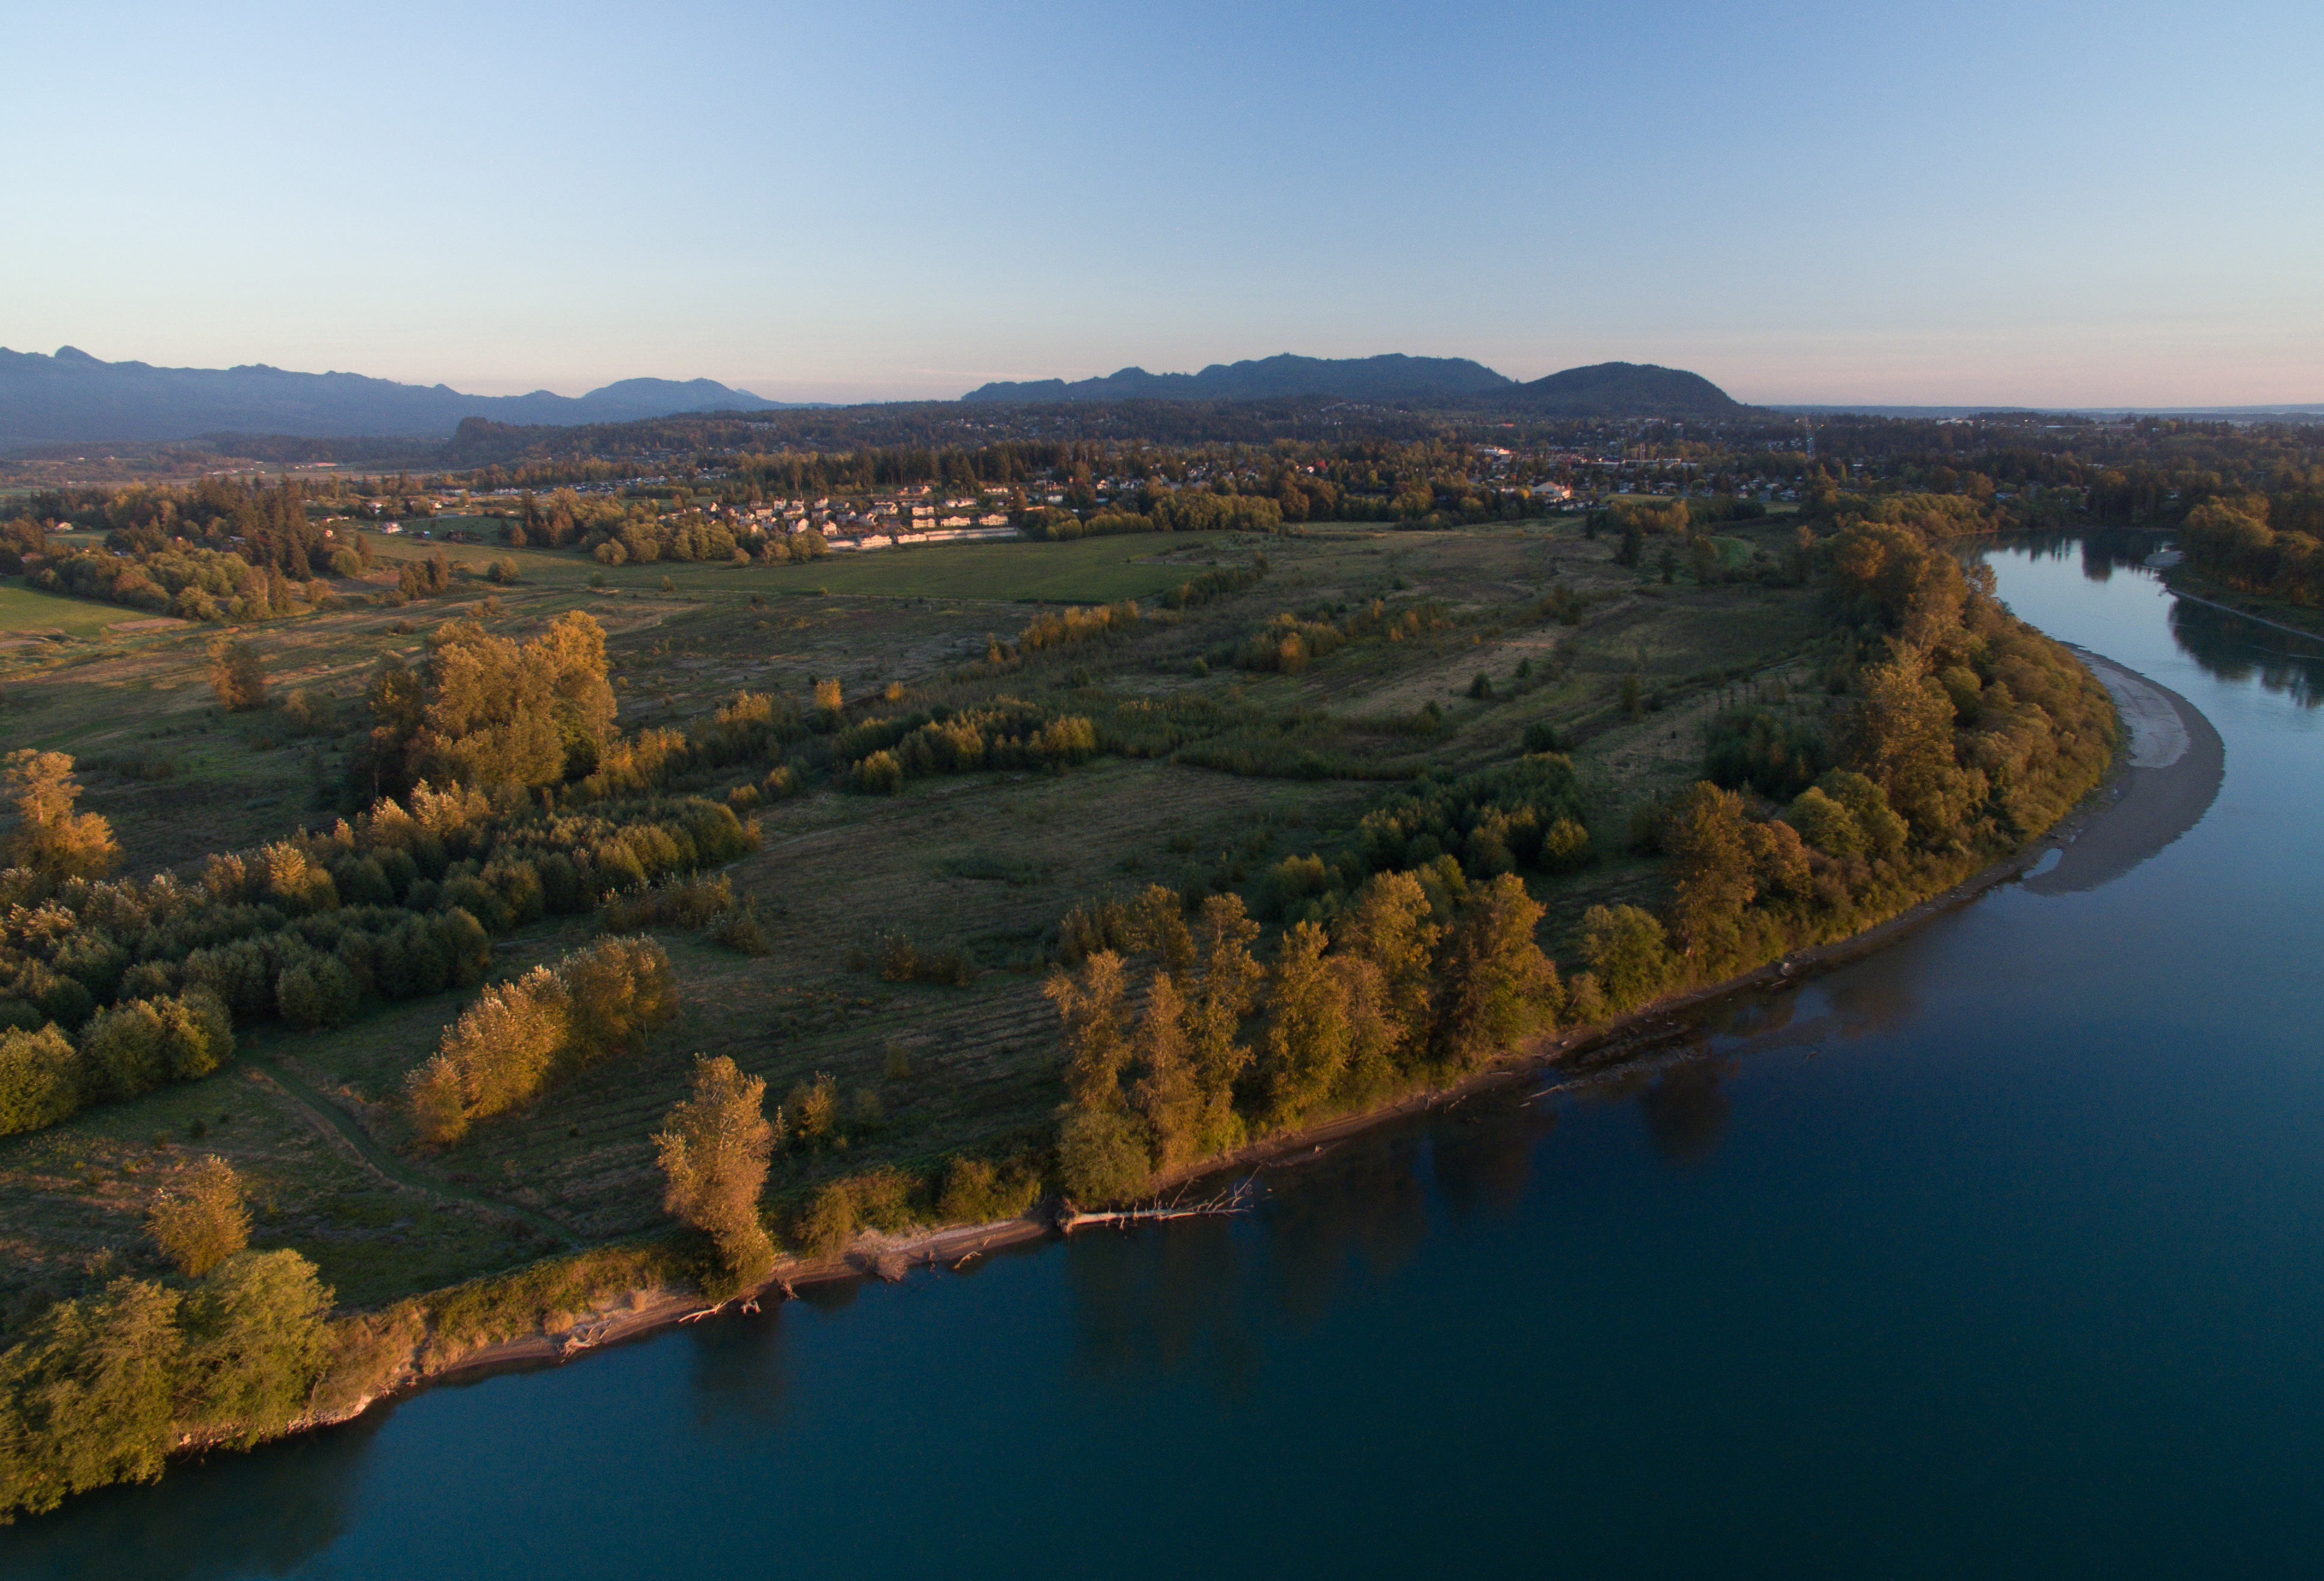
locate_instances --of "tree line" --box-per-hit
[1043,871,1560,1198]
[1027,490,2118,1198]
[406,936,676,1145]
[0,613,780,1140]
[2177,477,2324,607]
[0,1157,340,1522]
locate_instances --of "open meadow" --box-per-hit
[0,511,1843,1328]
[0,577,183,641]
[368,520,1229,604]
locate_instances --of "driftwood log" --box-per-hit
[1058,1177,1257,1233]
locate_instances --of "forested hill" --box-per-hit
[0,347,796,448]
[1504,362,1743,418]
[962,353,1517,406]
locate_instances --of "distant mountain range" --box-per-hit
[0,345,1751,451]
[964,354,1742,418]
[962,353,1517,406]
[0,346,799,449]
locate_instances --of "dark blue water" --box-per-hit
[9,540,2322,1580]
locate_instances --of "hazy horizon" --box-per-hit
[7,1,2317,410]
[8,341,2319,415]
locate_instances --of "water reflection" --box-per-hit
[1065,1216,1258,1398]
[684,1304,792,1431]
[1818,956,1924,1041]
[1,1411,388,1581]
[2004,528,2157,581]
[2165,598,2324,708]
[1429,1103,1559,1217]
[1996,530,2324,708]
[1264,1130,1431,1319]
[1637,1060,1735,1166]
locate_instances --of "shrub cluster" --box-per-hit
[1355,754,1593,885]
[0,1251,336,1521]
[840,701,1099,793]
[0,780,752,1137]
[1015,600,1143,655]
[1159,557,1267,610]
[0,989,236,1134]
[598,873,768,956]
[791,1165,935,1259]
[871,931,974,986]
[937,1155,1044,1223]
[406,936,677,1145]
[1231,597,1447,675]
[570,691,806,803]
[35,543,305,625]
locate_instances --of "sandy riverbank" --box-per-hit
[2028,652,2223,895]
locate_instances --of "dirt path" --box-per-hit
[252,1059,587,1249]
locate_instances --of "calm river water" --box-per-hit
[8,537,2320,1580]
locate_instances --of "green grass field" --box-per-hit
[0,578,174,639]
[0,511,1849,1332]
[361,525,1253,604]
[749,536,1241,602]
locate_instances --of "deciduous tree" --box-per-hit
[147,1156,250,1277]
[173,1251,333,1448]
[1185,895,1261,1146]
[1432,873,1556,1066]
[1581,903,1672,1012]
[205,636,267,712]
[655,1054,776,1294]
[1332,870,1438,1061]
[1046,949,1130,1111]
[1129,972,1201,1169]
[1263,920,1352,1124]
[1,749,119,881]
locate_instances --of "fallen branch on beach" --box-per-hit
[1060,1177,1258,1233]
[558,1317,615,1357]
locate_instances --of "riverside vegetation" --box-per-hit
[0,445,2116,1520]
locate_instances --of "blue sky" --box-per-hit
[5,1,2317,405]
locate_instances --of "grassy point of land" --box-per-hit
[0,512,1844,1329]
[0,496,2115,1467]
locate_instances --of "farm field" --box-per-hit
[0,512,1841,1329]
[0,577,179,639]
[358,522,1259,605]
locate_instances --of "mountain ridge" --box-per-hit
[1,347,1752,451]
[963,353,1745,416]
[1506,361,1741,418]
[0,346,799,449]
[963,351,1515,406]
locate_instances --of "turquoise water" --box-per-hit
[8,539,2321,1579]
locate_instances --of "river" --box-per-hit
[7,536,2320,1579]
